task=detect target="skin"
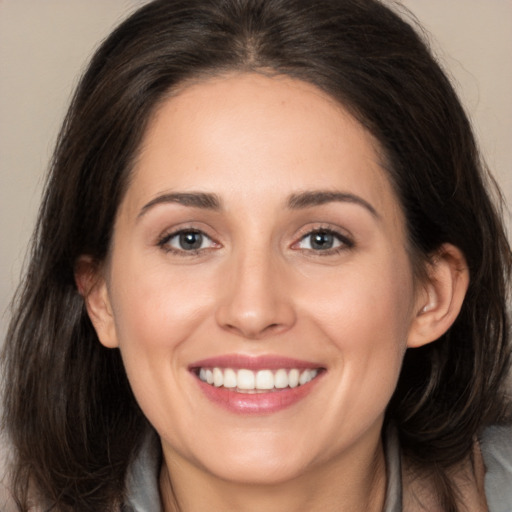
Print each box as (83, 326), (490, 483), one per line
(82, 73), (469, 512)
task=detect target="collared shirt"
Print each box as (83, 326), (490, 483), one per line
(123, 425), (512, 512)
(2, 426), (510, 511)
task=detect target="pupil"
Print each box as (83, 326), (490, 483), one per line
(311, 232), (333, 250)
(179, 232), (202, 250)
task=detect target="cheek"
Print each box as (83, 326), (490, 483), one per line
(105, 254), (218, 402)
(109, 254), (216, 349)
(302, 255), (414, 385)
(105, 257), (218, 432)
(309, 257), (413, 334)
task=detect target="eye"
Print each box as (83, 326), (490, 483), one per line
(158, 229), (217, 253)
(295, 229), (353, 252)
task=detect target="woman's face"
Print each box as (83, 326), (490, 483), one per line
(95, 73), (424, 484)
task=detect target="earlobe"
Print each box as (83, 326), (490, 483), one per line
(75, 256), (119, 349)
(407, 244), (469, 348)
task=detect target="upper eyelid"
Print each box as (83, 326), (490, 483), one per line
(157, 227), (217, 247)
(162, 227), (211, 238)
(294, 224), (354, 241)
(301, 231), (352, 244)
(300, 227), (350, 238)
(157, 223), (216, 239)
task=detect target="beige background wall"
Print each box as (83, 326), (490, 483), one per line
(1, 1), (511, 342)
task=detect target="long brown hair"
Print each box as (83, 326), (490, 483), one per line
(2, 0), (510, 510)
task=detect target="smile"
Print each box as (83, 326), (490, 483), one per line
(197, 367), (320, 392)
(190, 355), (325, 414)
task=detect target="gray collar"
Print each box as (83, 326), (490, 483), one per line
(123, 431), (162, 512)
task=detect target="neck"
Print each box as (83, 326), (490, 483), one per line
(159, 429), (387, 512)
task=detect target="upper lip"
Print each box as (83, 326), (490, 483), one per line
(189, 354), (325, 371)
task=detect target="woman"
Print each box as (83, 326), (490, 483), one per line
(1, 0), (511, 510)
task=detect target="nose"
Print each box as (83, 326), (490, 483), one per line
(215, 249), (297, 340)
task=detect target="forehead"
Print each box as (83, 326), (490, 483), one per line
(124, 72), (399, 220)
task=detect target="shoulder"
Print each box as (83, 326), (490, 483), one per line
(481, 424), (512, 512)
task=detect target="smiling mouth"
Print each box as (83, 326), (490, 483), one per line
(194, 367), (322, 393)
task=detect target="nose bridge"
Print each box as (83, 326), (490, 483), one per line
(216, 240), (295, 339)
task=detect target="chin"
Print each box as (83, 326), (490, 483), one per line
(208, 457), (307, 485)
(188, 439), (312, 485)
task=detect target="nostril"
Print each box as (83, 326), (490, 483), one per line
(222, 321), (286, 340)
(215, 287), (297, 339)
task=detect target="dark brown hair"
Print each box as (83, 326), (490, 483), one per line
(2, 0), (510, 510)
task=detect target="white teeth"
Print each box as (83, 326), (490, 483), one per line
(223, 368), (237, 388)
(274, 369), (289, 389)
(237, 369), (255, 390)
(197, 366), (320, 391)
(288, 369), (299, 388)
(213, 367), (223, 387)
(299, 369), (315, 385)
(255, 370), (274, 390)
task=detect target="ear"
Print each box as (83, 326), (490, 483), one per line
(75, 255), (119, 348)
(407, 244), (469, 348)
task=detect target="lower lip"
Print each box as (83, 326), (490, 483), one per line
(194, 374), (322, 415)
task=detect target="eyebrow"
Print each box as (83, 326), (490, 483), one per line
(137, 189), (379, 219)
(287, 190), (379, 218)
(138, 192), (221, 218)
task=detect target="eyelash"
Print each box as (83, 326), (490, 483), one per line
(157, 228), (218, 256)
(157, 226), (354, 257)
(293, 227), (355, 255)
